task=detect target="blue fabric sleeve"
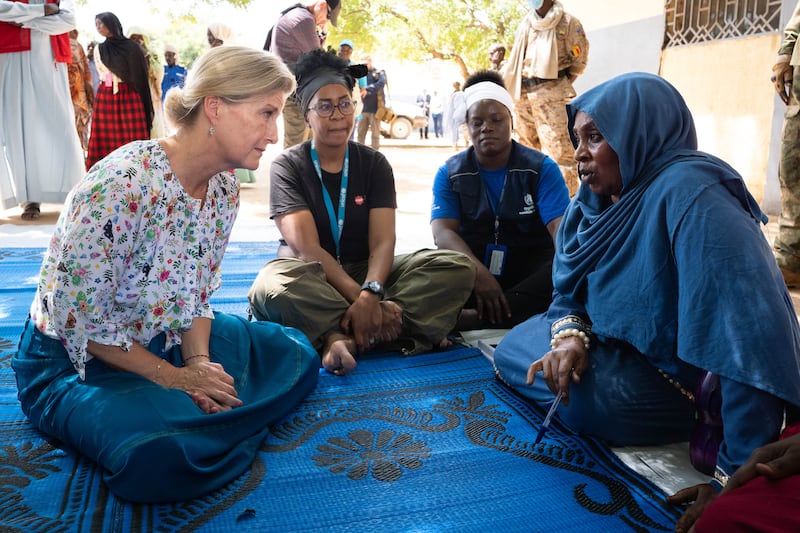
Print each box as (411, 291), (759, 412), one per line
(716, 376), (785, 478)
(537, 157), (571, 226)
(430, 163), (460, 221)
(672, 183), (800, 403)
(545, 291), (589, 324)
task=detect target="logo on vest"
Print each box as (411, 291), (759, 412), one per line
(518, 193), (536, 215)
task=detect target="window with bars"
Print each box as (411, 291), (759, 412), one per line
(664, 0), (783, 48)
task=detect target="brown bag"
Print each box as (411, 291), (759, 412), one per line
(375, 77), (395, 122)
(375, 105), (395, 122)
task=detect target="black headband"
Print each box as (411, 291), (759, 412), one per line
(297, 64), (367, 111)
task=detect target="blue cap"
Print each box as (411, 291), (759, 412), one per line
(339, 39), (354, 49)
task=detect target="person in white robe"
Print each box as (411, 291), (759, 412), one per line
(0, 0), (85, 219)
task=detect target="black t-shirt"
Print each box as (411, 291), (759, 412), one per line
(270, 141), (397, 264)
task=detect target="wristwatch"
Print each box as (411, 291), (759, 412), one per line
(360, 280), (385, 298)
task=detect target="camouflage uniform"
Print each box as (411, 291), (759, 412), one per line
(503, 4), (588, 196)
(774, 2), (800, 281)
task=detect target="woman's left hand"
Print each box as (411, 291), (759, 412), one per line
(667, 483), (719, 533)
(526, 336), (588, 405)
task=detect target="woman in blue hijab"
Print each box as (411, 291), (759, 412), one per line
(493, 72), (800, 525)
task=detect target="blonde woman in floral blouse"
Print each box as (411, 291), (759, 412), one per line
(11, 46), (319, 503)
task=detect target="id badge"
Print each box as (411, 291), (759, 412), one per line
(483, 244), (507, 277)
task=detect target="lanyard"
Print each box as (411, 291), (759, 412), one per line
(483, 172), (508, 246)
(310, 141), (349, 259)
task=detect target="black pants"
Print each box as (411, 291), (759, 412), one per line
(465, 256), (554, 329)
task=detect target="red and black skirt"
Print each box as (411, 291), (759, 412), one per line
(86, 82), (150, 170)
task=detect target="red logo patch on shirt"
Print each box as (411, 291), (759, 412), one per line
(355, 195), (365, 206)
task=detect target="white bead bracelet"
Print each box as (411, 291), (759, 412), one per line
(549, 328), (590, 350)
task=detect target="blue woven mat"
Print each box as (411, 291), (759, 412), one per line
(0, 244), (682, 532)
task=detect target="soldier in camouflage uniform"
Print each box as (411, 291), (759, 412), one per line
(503, 0), (588, 196)
(773, 1), (800, 287)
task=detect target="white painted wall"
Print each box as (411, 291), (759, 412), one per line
(564, 0), (791, 212)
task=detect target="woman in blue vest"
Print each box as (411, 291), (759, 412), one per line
(431, 70), (570, 330)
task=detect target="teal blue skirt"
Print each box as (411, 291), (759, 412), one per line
(12, 312), (318, 503)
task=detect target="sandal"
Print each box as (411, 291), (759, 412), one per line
(21, 203), (40, 221)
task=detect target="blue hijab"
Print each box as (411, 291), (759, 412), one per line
(555, 72), (800, 404)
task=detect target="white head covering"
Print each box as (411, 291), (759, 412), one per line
(464, 81), (515, 114)
(207, 22), (233, 44)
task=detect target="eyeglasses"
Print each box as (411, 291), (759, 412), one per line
(308, 100), (356, 118)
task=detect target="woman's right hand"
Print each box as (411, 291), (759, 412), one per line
(473, 266), (511, 325)
(526, 336), (588, 405)
(165, 360), (242, 414)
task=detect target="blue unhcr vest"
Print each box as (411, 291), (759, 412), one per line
(445, 141), (553, 286)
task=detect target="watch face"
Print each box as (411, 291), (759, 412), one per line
(363, 280), (384, 295)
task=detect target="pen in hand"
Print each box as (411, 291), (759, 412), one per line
(534, 366), (574, 444)
(534, 389), (564, 444)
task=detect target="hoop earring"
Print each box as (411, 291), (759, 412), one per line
(209, 127), (215, 136)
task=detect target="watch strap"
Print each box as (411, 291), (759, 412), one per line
(360, 280), (385, 297)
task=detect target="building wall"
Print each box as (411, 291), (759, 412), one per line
(569, 0), (665, 94)
(566, 0), (787, 212)
(660, 35), (781, 205)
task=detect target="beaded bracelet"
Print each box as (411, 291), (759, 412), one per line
(550, 314), (592, 338)
(183, 354), (210, 364)
(550, 328), (591, 350)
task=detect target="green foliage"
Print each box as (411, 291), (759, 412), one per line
(76, 0), (529, 79)
(151, 15), (210, 69)
(327, 0), (528, 80)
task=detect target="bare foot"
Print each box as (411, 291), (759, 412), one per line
(321, 332), (357, 376)
(436, 337), (453, 350)
(377, 300), (403, 343)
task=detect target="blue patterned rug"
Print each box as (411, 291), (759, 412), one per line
(0, 244), (682, 532)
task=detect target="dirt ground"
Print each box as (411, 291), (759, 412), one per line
(0, 138), (457, 253)
(232, 138), (454, 251)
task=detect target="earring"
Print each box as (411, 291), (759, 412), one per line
(209, 127), (215, 136)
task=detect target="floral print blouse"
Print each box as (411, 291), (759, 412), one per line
(31, 140), (240, 379)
